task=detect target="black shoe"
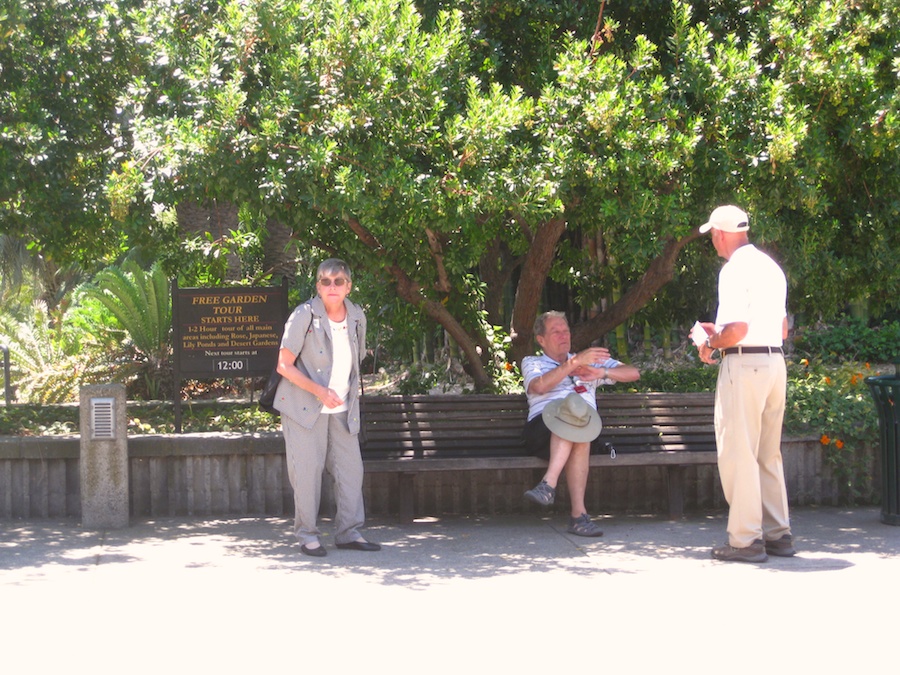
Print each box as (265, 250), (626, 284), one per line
(765, 534), (796, 557)
(300, 544), (327, 557)
(711, 540), (768, 563)
(336, 540), (381, 552)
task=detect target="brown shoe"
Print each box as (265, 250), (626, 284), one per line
(712, 539), (768, 563)
(765, 534), (796, 557)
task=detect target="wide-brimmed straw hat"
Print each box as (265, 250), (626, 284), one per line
(541, 392), (602, 443)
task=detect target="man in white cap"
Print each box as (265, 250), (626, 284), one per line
(696, 205), (795, 562)
(521, 311), (640, 536)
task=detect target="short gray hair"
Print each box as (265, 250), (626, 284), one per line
(317, 258), (352, 281)
(533, 311), (567, 337)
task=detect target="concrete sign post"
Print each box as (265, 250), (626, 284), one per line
(80, 383), (129, 529)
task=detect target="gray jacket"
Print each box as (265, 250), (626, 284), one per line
(273, 296), (366, 432)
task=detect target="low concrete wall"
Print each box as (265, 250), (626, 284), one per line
(0, 432), (878, 520)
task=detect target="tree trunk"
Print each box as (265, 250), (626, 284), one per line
(176, 201), (241, 282)
(479, 236), (521, 326)
(509, 216), (567, 364)
(261, 218), (297, 283)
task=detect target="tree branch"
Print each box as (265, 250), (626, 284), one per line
(344, 215), (494, 390)
(425, 228), (452, 293)
(571, 230), (703, 349)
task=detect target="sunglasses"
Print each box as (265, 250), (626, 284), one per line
(317, 277), (349, 287)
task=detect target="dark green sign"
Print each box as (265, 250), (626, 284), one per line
(173, 284), (288, 378)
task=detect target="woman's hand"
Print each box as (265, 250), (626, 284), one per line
(318, 386), (343, 409)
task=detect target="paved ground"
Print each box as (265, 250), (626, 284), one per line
(3, 506), (900, 674)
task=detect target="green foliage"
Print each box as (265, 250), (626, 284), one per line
(390, 319), (522, 394)
(83, 260), (173, 398)
(794, 319), (900, 364)
(758, 1), (900, 320)
(4, 0), (900, 392)
(85, 261), (171, 363)
(0, 0), (139, 266)
(127, 400), (280, 434)
(0, 300), (116, 403)
(786, 359), (880, 503)
(0, 400), (279, 436)
(394, 364), (466, 395)
(0, 403), (79, 436)
(178, 227), (266, 287)
(633, 364), (718, 393)
(483, 323), (524, 394)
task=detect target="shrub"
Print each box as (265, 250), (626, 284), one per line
(0, 400), (279, 436)
(0, 300), (117, 403)
(785, 359), (880, 503)
(632, 364), (717, 393)
(794, 318), (900, 364)
(83, 261), (173, 399)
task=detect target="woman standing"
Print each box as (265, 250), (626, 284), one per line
(274, 258), (380, 557)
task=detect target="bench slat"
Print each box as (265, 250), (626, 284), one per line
(363, 450), (717, 473)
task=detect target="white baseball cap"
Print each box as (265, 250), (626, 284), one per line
(699, 205), (750, 233)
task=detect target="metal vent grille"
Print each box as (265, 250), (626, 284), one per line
(91, 398), (115, 439)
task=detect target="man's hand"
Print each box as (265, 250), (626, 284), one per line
(694, 322), (718, 365)
(570, 347), (610, 370)
(572, 363), (606, 380)
(698, 343), (719, 365)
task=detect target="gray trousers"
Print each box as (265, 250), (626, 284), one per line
(282, 411), (366, 546)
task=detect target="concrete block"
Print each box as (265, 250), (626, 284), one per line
(80, 384), (129, 528)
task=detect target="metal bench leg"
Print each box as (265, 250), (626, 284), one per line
(398, 472), (417, 523)
(666, 466), (686, 520)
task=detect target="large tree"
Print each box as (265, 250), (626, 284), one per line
(112, 0), (900, 388)
(0, 0), (139, 267)
(5, 1), (899, 390)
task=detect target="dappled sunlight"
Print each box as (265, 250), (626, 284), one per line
(2, 508), (899, 593)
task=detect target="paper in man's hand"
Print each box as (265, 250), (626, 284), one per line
(690, 321), (709, 347)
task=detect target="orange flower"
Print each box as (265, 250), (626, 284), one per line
(820, 434), (831, 445)
(504, 362), (514, 372)
(800, 358), (809, 366)
(825, 376), (832, 385)
(865, 362), (871, 369)
(850, 374), (859, 385)
(835, 439), (845, 449)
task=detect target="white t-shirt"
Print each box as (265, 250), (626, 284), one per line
(324, 318), (352, 414)
(715, 244), (787, 347)
(521, 353), (621, 422)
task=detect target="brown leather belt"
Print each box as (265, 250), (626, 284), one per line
(721, 346), (783, 356)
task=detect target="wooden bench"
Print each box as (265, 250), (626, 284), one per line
(359, 392), (718, 521)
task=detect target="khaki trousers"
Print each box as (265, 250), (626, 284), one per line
(714, 352), (791, 548)
(282, 411), (366, 547)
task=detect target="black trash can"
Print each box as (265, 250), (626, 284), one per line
(866, 370), (900, 525)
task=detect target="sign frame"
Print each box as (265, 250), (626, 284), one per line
(171, 279), (288, 432)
